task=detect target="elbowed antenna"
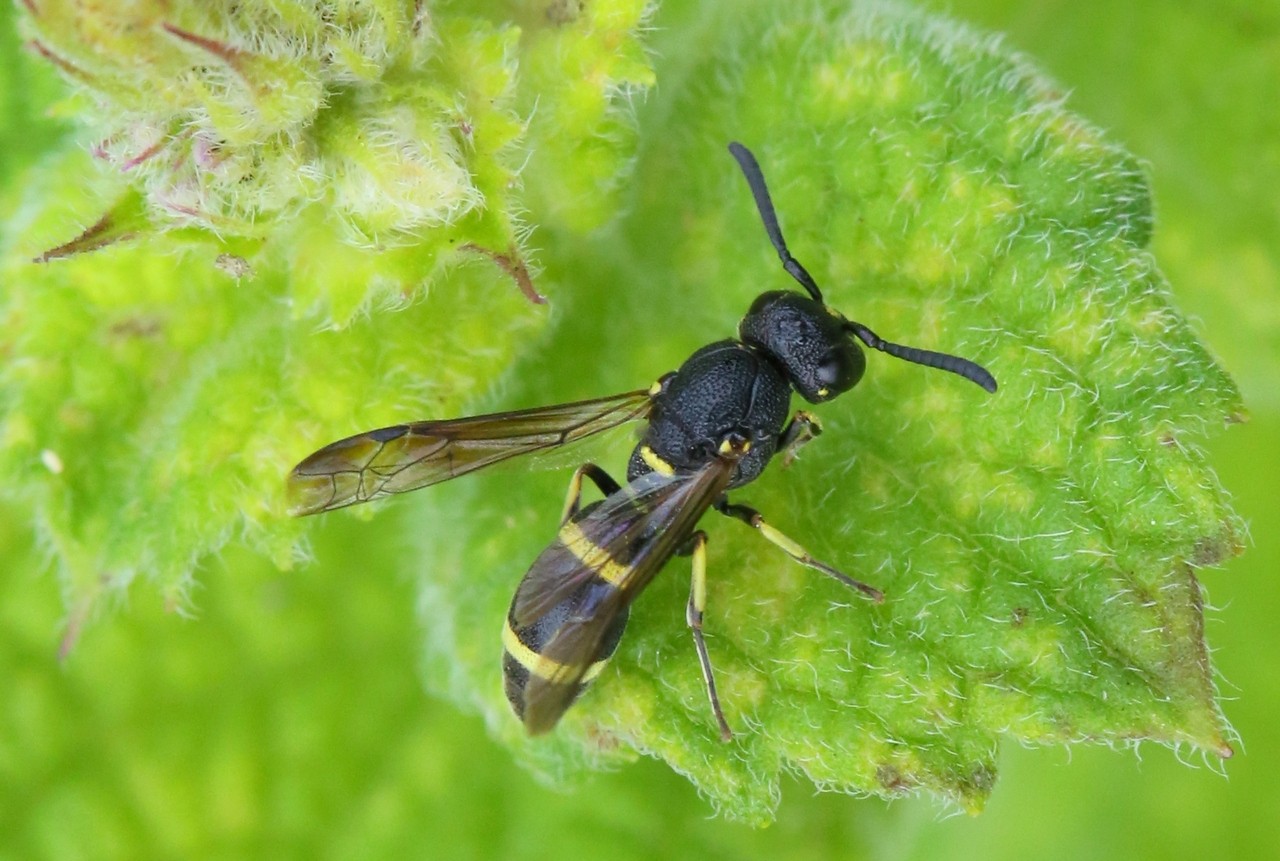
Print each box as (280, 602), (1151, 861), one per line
(728, 142), (825, 303)
(844, 321), (998, 393)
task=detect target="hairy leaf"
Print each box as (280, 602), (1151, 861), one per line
(1, 0), (653, 636)
(14, 0), (655, 319)
(0, 0), (1243, 826)
(405, 1), (1243, 821)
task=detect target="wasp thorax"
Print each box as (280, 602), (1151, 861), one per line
(738, 291), (866, 403)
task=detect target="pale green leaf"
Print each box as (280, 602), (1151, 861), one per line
(0, 0), (1244, 828)
(399, 0), (1243, 821)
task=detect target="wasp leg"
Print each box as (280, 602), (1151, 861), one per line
(777, 410), (823, 467)
(715, 501), (884, 602)
(558, 463), (623, 526)
(683, 529), (734, 742)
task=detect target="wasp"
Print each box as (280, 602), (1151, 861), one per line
(287, 143), (997, 741)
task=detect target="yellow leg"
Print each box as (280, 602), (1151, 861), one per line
(558, 463), (622, 526)
(685, 530), (733, 742)
(717, 501), (884, 602)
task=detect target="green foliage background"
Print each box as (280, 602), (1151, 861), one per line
(2, 0), (1277, 858)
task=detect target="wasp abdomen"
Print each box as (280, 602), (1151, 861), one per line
(502, 518), (633, 728)
(502, 611), (629, 724)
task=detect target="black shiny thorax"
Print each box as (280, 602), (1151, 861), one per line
(627, 340), (792, 488)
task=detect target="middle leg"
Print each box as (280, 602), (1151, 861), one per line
(558, 462), (622, 525)
(715, 500), (884, 602)
(683, 529), (734, 742)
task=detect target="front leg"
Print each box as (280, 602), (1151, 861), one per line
(777, 410), (822, 467)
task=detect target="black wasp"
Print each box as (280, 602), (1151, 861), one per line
(287, 143), (997, 741)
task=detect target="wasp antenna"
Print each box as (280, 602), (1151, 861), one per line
(728, 142), (825, 303)
(845, 321), (998, 392)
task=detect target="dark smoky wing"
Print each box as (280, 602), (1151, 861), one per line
(285, 390), (654, 516)
(514, 462), (738, 734)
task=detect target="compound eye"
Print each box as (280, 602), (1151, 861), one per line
(807, 343), (864, 401)
(816, 351), (845, 386)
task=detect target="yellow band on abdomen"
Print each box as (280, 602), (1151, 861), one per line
(557, 521), (632, 587)
(503, 619), (608, 684)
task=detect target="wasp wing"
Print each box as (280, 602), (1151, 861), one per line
(286, 390), (654, 516)
(513, 459), (739, 734)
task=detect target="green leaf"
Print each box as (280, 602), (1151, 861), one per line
(31, 189), (152, 262)
(1, 0), (654, 627)
(13, 0), (655, 319)
(0, 0), (1244, 828)
(0, 146), (550, 645)
(403, 1), (1243, 821)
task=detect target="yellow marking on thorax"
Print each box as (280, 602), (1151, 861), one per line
(503, 620), (608, 683)
(559, 521), (632, 587)
(639, 444), (675, 477)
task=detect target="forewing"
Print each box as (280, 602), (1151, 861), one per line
(515, 461), (738, 734)
(286, 390), (653, 515)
